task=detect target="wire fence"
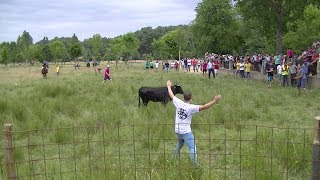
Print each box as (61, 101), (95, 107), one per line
(1, 122), (319, 179)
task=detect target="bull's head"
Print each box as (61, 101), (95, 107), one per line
(172, 84), (184, 95)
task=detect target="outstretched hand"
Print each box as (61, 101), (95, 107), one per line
(166, 80), (172, 87)
(213, 94), (222, 102)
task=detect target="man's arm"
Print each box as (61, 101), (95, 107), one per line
(199, 94), (221, 111)
(166, 80), (175, 99)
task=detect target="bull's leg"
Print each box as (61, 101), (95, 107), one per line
(138, 95), (141, 107)
(143, 100), (148, 106)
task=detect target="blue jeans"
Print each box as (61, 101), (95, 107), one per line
(174, 132), (197, 165)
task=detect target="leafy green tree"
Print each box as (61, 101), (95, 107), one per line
(69, 34), (82, 60)
(237, 0), (320, 54)
(69, 42), (82, 60)
(192, 0), (241, 55)
(41, 45), (53, 61)
(26, 45), (42, 62)
(152, 29), (191, 60)
(283, 4), (320, 52)
(121, 33), (140, 61)
(1, 47), (8, 65)
(90, 34), (104, 60)
(16, 30), (33, 51)
(49, 40), (69, 62)
(108, 33), (140, 62)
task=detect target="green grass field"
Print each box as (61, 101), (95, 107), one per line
(0, 62), (319, 179)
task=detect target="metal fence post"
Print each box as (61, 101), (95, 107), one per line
(312, 116), (320, 180)
(4, 124), (16, 179)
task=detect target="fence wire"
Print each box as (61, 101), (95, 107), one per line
(0, 123), (315, 179)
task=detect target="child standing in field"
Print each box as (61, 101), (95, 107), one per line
(102, 65), (112, 85)
(235, 60), (241, 78)
(56, 65), (60, 76)
(244, 60), (252, 78)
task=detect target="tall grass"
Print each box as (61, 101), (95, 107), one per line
(0, 62), (319, 179)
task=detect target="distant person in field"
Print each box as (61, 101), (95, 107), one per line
(166, 80), (222, 166)
(235, 59), (241, 78)
(145, 60), (149, 70)
(149, 61), (154, 69)
(239, 60), (245, 78)
(282, 61), (289, 87)
(165, 61), (170, 73)
(175, 61), (179, 71)
(56, 65), (60, 76)
(277, 63), (283, 85)
(202, 60), (207, 76)
(244, 59), (252, 78)
(289, 62), (297, 86)
(102, 65), (112, 85)
(266, 61), (274, 88)
(208, 60), (214, 79)
(155, 61), (159, 70)
(295, 62), (309, 95)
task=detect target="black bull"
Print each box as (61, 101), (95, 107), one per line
(138, 84), (184, 107)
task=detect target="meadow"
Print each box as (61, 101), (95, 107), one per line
(0, 62), (319, 179)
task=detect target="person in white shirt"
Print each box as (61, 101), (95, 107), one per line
(166, 80), (222, 166)
(155, 61), (159, 70)
(208, 60), (215, 79)
(277, 63), (283, 85)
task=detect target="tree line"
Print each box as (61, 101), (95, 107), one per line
(1, 0), (319, 65)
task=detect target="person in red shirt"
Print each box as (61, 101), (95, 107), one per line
(102, 65), (112, 85)
(175, 61), (179, 71)
(202, 60), (208, 76)
(214, 60), (220, 77)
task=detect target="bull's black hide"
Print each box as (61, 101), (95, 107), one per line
(138, 84), (184, 107)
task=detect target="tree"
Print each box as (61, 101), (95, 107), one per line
(49, 40), (69, 62)
(1, 47), (8, 65)
(152, 29), (195, 60)
(87, 34), (104, 61)
(121, 33), (140, 61)
(41, 45), (53, 61)
(108, 33), (140, 63)
(26, 45), (42, 62)
(173, 28), (188, 60)
(237, 0), (320, 54)
(283, 4), (320, 52)
(192, 0), (241, 55)
(152, 32), (178, 60)
(16, 30), (33, 51)
(69, 34), (82, 60)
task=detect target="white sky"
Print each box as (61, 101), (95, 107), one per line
(0, 0), (199, 43)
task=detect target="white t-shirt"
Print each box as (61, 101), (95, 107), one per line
(277, 65), (282, 74)
(173, 97), (200, 134)
(240, 62), (245, 70)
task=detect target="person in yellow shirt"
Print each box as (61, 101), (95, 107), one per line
(244, 60), (252, 78)
(282, 61), (289, 87)
(56, 65), (60, 76)
(235, 60), (241, 78)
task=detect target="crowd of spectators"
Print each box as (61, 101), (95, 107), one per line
(143, 41), (320, 89)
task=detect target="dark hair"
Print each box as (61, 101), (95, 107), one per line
(183, 91), (192, 101)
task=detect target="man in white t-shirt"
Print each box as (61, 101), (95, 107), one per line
(166, 80), (222, 166)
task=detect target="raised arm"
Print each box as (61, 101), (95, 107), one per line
(166, 80), (175, 99)
(199, 94), (221, 111)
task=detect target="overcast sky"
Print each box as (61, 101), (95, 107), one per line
(0, 0), (199, 43)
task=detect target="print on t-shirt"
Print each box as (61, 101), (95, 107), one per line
(178, 108), (188, 120)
